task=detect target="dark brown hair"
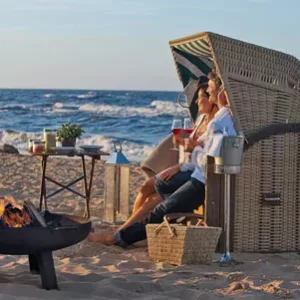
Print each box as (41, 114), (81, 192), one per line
(194, 76), (209, 98)
(197, 83), (209, 98)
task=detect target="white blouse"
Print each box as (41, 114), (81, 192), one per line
(180, 107), (236, 184)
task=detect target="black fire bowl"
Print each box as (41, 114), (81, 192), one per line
(0, 213), (92, 290)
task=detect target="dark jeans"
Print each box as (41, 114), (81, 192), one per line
(117, 177), (205, 246)
(155, 170), (193, 200)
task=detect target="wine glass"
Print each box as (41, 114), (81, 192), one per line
(171, 119), (182, 150)
(183, 118), (193, 135)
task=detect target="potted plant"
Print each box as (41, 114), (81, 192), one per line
(57, 123), (84, 147)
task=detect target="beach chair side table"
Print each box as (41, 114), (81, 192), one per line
(34, 150), (109, 218)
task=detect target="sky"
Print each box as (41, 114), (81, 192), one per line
(0, 0), (300, 91)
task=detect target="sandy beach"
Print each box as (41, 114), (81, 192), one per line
(1, 152), (300, 299)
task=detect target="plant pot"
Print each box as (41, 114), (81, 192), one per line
(61, 138), (76, 147)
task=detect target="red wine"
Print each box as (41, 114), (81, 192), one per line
(183, 128), (193, 135)
(172, 128), (182, 135)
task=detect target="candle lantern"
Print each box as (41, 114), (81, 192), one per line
(104, 142), (130, 223)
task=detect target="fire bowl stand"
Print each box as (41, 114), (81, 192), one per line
(29, 251), (58, 290)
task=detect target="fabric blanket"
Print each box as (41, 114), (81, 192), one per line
(141, 134), (179, 178)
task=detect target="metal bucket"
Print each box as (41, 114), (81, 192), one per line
(214, 136), (245, 174)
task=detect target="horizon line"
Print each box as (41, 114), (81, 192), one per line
(0, 86), (181, 93)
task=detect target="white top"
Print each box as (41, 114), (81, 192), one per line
(178, 114), (204, 164)
(180, 107), (236, 184)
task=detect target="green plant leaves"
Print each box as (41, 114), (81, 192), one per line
(57, 123), (84, 140)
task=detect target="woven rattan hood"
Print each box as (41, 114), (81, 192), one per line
(169, 31), (300, 137)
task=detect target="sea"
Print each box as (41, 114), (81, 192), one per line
(0, 89), (188, 162)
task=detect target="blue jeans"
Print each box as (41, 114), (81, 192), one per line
(155, 171), (193, 200)
(115, 177), (205, 247)
(155, 171), (192, 200)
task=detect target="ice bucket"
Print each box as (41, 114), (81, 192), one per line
(214, 136), (245, 174)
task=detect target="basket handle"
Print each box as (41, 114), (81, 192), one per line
(155, 216), (176, 237)
(164, 213), (204, 222)
(154, 214), (208, 237)
(195, 219), (208, 227)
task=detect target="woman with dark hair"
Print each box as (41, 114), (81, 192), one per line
(112, 79), (218, 232)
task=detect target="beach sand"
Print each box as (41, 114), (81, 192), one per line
(0, 152), (300, 299)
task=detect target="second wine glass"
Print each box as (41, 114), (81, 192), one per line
(171, 118), (183, 150)
(183, 118), (193, 135)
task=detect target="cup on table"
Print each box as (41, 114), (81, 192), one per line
(43, 129), (57, 152)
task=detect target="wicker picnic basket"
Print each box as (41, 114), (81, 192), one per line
(146, 214), (222, 265)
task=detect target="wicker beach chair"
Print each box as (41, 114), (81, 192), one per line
(171, 31), (300, 252)
(144, 31), (300, 253)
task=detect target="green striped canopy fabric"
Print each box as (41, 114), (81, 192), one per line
(173, 39), (211, 58)
(170, 36), (213, 88)
(170, 34), (214, 120)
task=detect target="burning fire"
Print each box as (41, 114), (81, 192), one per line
(0, 196), (32, 228)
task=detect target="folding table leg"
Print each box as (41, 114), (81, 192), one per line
(39, 156), (48, 211)
(86, 158), (96, 218)
(81, 156), (90, 218)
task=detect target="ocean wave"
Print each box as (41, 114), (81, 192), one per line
(44, 93), (54, 98)
(1, 98), (187, 119)
(2, 102), (79, 113)
(77, 92), (97, 99)
(79, 100), (187, 117)
(77, 135), (154, 161)
(0, 130), (41, 153)
(0, 103), (49, 113)
(53, 102), (79, 109)
(150, 100), (187, 114)
(116, 95), (130, 100)
(0, 130), (154, 161)
(52, 102), (80, 113)
(1, 104), (27, 110)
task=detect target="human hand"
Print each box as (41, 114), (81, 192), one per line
(218, 88), (228, 107)
(184, 138), (198, 152)
(172, 135), (184, 146)
(158, 165), (180, 181)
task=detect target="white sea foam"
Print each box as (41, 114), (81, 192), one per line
(53, 102), (80, 109)
(4, 99), (187, 118)
(77, 93), (97, 99)
(0, 130), (41, 154)
(0, 103), (49, 113)
(53, 102), (64, 109)
(79, 100), (187, 117)
(52, 102), (79, 113)
(1, 104), (27, 110)
(78, 135), (154, 161)
(0, 130), (154, 161)
(44, 93), (54, 98)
